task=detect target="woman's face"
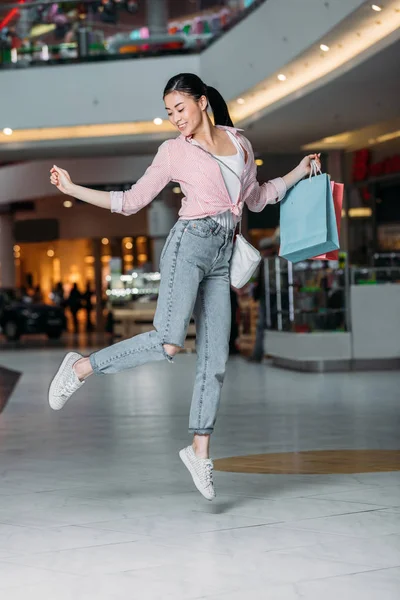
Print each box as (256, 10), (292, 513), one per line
(164, 90), (207, 137)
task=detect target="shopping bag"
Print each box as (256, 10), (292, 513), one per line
(311, 181), (344, 260)
(279, 170), (339, 263)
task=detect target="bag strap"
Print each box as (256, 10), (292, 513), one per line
(309, 159), (322, 179)
(193, 142), (243, 234)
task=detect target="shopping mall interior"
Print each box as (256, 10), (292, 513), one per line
(0, 1), (400, 598)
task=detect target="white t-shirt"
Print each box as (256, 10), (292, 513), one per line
(193, 130), (245, 230)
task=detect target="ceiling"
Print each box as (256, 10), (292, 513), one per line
(245, 36), (400, 154)
(0, 16), (399, 162)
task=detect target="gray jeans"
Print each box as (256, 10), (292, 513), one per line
(89, 217), (234, 435)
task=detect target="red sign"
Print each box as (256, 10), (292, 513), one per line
(353, 149), (400, 182)
(352, 149), (400, 202)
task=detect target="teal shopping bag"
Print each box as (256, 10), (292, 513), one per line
(279, 173), (339, 263)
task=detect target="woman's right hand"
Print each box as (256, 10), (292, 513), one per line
(50, 165), (73, 195)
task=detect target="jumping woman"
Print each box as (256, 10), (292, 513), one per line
(48, 73), (321, 500)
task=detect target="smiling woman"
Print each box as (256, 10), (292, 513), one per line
(47, 71), (320, 503)
(163, 72), (233, 133)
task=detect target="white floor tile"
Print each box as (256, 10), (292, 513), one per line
(3, 538), (224, 576)
(310, 484), (400, 508)
(200, 585), (305, 600)
(79, 511), (270, 538)
(0, 561), (79, 591)
(194, 494), (384, 523)
(268, 509), (400, 537)
(0, 522), (145, 556)
(148, 524), (356, 556)
(295, 568), (400, 600)
(279, 532), (400, 568)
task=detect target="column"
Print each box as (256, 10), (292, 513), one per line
(16, 7), (31, 41)
(0, 214), (16, 288)
(146, 0), (168, 36)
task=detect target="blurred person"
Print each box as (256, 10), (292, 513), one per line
(66, 283), (82, 334)
(46, 3), (72, 41)
(52, 282), (65, 308)
(5, 27), (22, 50)
(82, 282), (94, 333)
(33, 285), (43, 303)
(48, 73), (320, 500)
(248, 229), (279, 363)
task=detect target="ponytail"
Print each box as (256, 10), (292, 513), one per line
(206, 85), (234, 127)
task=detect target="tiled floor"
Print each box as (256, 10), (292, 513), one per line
(0, 349), (399, 599)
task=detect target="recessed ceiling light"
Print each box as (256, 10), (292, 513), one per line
(277, 74), (286, 81)
(237, 98), (245, 105)
(63, 200), (73, 208)
(172, 186), (182, 194)
(320, 44), (330, 52)
(371, 4), (382, 11)
(102, 237), (109, 245)
(3, 128), (13, 136)
(47, 249), (55, 257)
(153, 117), (163, 125)
(255, 158), (264, 167)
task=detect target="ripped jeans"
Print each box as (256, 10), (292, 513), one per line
(89, 217), (234, 435)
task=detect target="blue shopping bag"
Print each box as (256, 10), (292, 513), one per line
(279, 173), (339, 263)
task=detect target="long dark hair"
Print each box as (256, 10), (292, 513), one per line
(163, 73), (233, 127)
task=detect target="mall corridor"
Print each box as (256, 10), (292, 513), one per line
(0, 351), (399, 599)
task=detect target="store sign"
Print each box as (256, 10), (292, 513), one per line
(352, 149), (400, 182)
(352, 149), (400, 201)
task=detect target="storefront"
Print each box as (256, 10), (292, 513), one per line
(260, 256), (400, 371)
(14, 235), (151, 303)
(348, 147), (400, 263)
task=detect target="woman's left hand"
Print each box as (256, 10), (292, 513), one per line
(299, 153), (321, 176)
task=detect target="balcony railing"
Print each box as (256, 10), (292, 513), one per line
(0, 0), (265, 69)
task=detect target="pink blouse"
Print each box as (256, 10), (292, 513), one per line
(110, 126), (287, 220)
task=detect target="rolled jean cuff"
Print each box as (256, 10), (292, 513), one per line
(189, 428), (213, 435)
(89, 352), (101, 374)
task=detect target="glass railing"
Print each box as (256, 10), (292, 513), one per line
(264, 255), (400, 334)
(351, 267), (400, 285)
(352, 253), (400, 285)
(264, 258), (349, 334)
(0, 0), (265, 68)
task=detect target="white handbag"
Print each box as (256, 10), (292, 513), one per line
(230, 220), (261, 289)
(193, 142), (261, 289)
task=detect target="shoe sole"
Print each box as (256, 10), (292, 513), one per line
(179, 449), (215, 501)
(48, 352), (80, 411)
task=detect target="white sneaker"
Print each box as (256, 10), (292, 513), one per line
(48, 352), (85, 411)
(179, 446), (216, 501)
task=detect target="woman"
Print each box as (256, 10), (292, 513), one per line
(48, 73), (321, 500)
(66, 282), (82, 334)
